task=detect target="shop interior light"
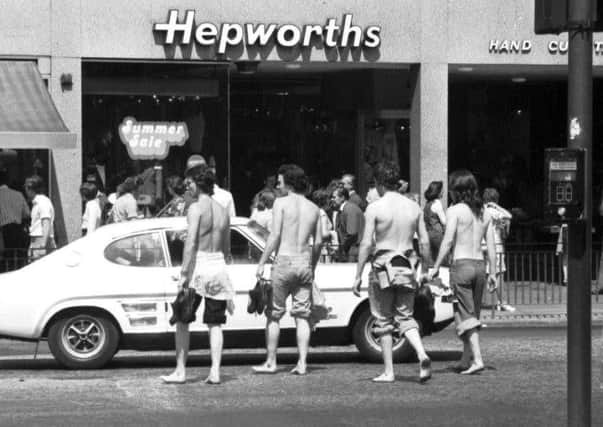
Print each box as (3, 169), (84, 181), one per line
(512, 77), (527, 83)
(285, 63), (302, 69)
(458, 66), (473, 72)
(235, 61), (260, 74)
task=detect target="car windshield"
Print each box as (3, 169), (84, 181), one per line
(246, 220), (269, 244)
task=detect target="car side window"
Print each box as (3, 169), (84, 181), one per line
(104, 232), (165, 267)
(165, 228), (261, 266)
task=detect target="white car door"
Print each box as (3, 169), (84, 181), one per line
(102, 231), (171, 334)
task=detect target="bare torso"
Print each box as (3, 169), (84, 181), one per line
(274, 193), (319, 256)
(194, 195), (229, 253)
(371, 192), (421, 253)
(450, 203), (492, 260)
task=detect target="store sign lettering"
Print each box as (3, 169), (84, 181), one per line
(118, 117), (189, 160)
(153, 11), (381, 54)
(489, 39), (603, 55)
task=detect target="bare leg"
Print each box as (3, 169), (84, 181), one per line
(461, 328), (485, 375)
(206, 324), (222, 383)
(404, 328), (431, 382)
(373, 333), (395, 382)
(291, 317), (310, 375)
(161, 322), (189, 383)
(253, 319), (280, 373)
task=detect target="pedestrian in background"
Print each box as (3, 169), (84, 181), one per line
(24, 175), (55, 261)
(0, 168), (30, 271)
(112, 177), (139, 222)
(332, 187), (364, 262)
(423, 181), (446, 267)
(483, 187), (515, 311)
(183, 155), (236, 217)
(312, 188), (337, 262)
(341, 173), (367, 211)
(250, 190), (275, 232)
(80, 182), (102, 236)
(158, 175), (186, 217)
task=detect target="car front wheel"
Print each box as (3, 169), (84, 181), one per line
(47, 313), (119, 369)
(352, 307), (414, 363)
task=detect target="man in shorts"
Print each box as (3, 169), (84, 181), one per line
(428, 170), (498, 375)
(254, 164), (323, 375)
(161, 164), (234, 385)
(352, 161), (432, 383)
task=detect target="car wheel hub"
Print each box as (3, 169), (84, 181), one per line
(364, 316), (405, 351)
(61, 316), (106, 359)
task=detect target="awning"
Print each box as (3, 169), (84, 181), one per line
(0, 61), (76, 150)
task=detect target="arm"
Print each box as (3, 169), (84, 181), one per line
(228, 195), (236, 217)
(431, 208), (458, 274)
(179, 203), (201, 285)
(126, 197), (139, 220)
(256, 199), (283, 279)
(433, 199), (447, 226)
(223, 215), (231, 260)
(312, 210), (324, 271)
(40, 218), (51, 248)
(417, 211), (431, 275)
(21, 196), (30, 222)
(352, 206), (376, 296)
(485, 214), (498, 290)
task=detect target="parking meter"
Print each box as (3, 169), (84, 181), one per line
(544, 148), (586, 221)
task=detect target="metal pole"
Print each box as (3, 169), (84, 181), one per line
(567, 0), (592, 426)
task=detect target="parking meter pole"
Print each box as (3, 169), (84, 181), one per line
(567, 0), (592, 426)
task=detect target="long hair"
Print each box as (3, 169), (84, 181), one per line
(423, 181), (443, 202)
(448, 169), (483, 219)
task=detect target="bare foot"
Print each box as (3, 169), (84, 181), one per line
(372, 373), (395, 383)
(419, 358), (432, 383)
(204, 376), (221, 385)
(290, 365), (307, 376)
(160, 372), (186, 384)
(460, 363), (485, 375)
(252, 363), (277, 374)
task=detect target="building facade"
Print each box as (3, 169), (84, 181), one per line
(1, 0), (602, 243)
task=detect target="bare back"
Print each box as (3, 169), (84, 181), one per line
(194, 195), (229, 254)
(450, 203), (492, 260)
(371, 192), (422, 253)
(273, 193), (319, 256)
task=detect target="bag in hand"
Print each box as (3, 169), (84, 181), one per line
(169, 288), (202, 325)
(247, 279), (272, 315)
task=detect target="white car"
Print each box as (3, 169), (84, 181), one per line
(0, 217), (454, 369)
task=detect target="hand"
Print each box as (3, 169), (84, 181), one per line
(256, 264), (265, 281)
(226, 300), (235, 315)
(352, 278), (362, 297)
(487, 274), (498, 293)
(427, 268), (439, 282)
(177, 274), (189, 291)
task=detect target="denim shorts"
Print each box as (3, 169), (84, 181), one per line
(450, 259), (486, 336)
(267, 254), (313, 320)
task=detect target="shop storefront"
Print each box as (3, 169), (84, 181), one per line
(2, 0), (603, 243)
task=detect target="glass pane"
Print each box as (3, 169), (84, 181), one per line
(231, 229), (261, 264)
(104, 232), (165, 267)
(165, 229), (186, 267)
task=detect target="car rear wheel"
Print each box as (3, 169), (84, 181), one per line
(47, 313), (119, 369)
(352, 307), (414, 363)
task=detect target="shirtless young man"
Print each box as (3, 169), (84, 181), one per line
(254, 164), (323, 375)
(428, 169), (497, 375)
(161, 164), (234, 385)
(352, 161), (432, 383)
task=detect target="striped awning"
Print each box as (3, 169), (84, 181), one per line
(0, 61), (76, 149)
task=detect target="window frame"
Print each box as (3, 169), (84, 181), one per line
(103, 230), (169, 268)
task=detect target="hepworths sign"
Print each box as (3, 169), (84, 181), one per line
(153, 11), (381, 54)
(119, 117), (189, 160)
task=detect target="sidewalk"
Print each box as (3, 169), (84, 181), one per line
(481, 302), (603, 327)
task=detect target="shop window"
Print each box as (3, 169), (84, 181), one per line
(104, 232), (165, 267)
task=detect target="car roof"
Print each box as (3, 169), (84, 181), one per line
(89, 216), (251, 239)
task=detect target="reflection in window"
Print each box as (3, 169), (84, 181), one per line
(166, 230), (186, 267)
(104, 232), (165, 267)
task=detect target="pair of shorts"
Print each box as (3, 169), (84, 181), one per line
(368, 270), (419, 336)
(267, 254), (313, 320)
(450, 259), (486, 336)
(191, 252), (234, 300)
(202, 297), (227, 325)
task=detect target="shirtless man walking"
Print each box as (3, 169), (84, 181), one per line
(428, 169), (497, 375)
(161, 164), (234, 384)
(254, 164), (323, 375)
(353, 161), (432, 383)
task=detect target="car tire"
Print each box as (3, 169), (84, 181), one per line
(352, 307), (414, 363)
(47, 312), (119, 369)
